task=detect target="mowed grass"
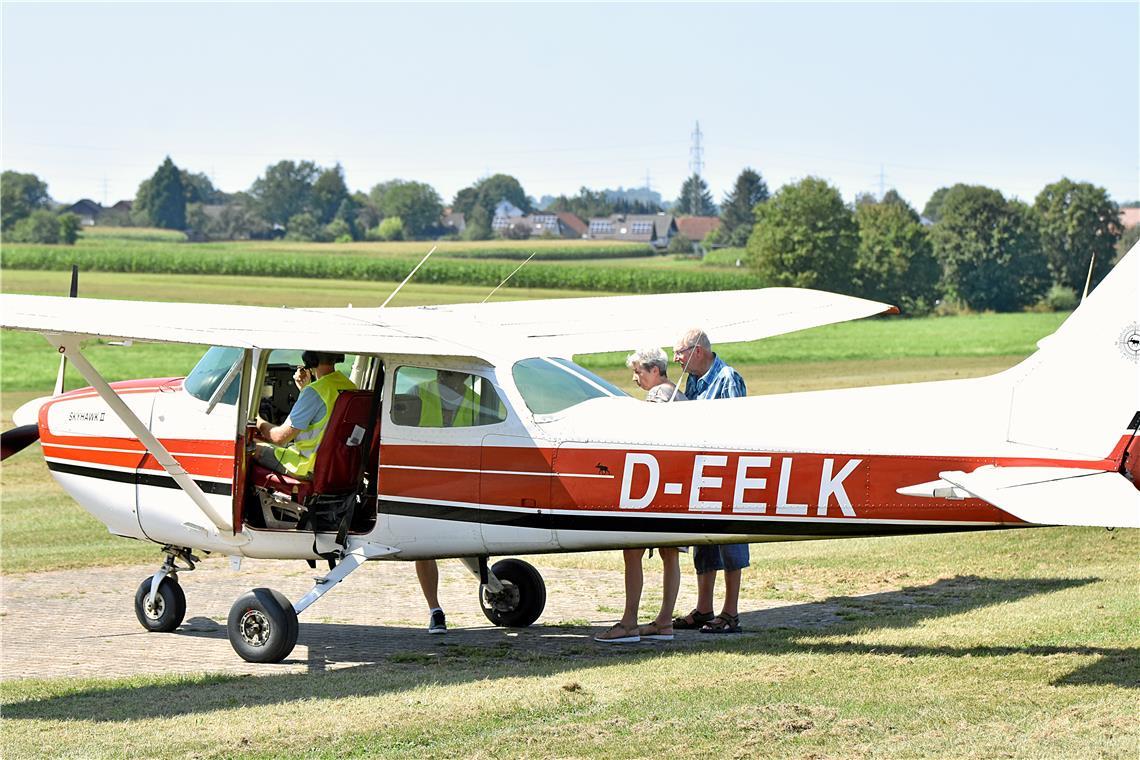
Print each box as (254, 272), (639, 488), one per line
(1, 528), (1136, 759)
(3, 270), (1134, 758)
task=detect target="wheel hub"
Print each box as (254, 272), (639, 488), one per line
(143, 593), (165, 620)
(238, 609), (271, 647)
(482, 582), (520, 612)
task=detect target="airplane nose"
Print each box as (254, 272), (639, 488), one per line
(1, 424), (40, 460)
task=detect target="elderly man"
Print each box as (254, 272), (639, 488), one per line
(595, 348), (685, 644)
(672, 328), (748, 634)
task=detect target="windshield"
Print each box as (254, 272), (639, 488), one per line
(184, 346), (242, 405)
(511, 357), (629, 415)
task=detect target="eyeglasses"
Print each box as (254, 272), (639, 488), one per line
(674, 344), (697, 356)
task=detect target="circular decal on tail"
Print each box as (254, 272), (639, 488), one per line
(1118, 323), (1140, 363)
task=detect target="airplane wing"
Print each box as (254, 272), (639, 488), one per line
(0, 294), (491, 360)
(3, 287), (896, 361)
(937, 466), (1140, 529)
(368, 287), (898, 356)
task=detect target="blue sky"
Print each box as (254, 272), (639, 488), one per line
(3, 2), (1137, 211)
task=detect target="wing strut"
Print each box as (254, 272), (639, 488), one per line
(48, 335), (243, 541)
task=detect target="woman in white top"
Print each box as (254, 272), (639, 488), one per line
(595, 348), (684, 643)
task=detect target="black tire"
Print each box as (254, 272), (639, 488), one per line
(479, 558), (546, 628)
(227, 588), (299, 664)
(134, 576), (187, 633)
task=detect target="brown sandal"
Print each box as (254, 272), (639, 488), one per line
(699, 613), (741, 634)
(637, 621), (675, 641)
(672, 609), (714, 630)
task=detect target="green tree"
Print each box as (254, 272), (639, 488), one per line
(310, 164), (349, 225)
(1, 171), (51, 230)
(931, 185), (1048, 311)
(674, 174), (716, 216)
(180, 170), (222, 204)
(284, 212), (320, 241)
(137, 157), (187, 229)
(720, 168), (769, 245)
(7, 209), (60, 243)
(250, 160), (319, 227)
(57, 213), (81, 244)
(921, 185), (969, 223)
(451, 174), (531, 221)
(1115, 224), (1140, 265)
(374, 180), (443, 238)
(461, 204), (492, 240)
(1034, 178), (1120, 293)
(374, 216), (405, 241)
(747, 177), (858, 293)
(854, 193), (939, 314)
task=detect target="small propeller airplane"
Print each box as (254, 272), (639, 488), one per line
(2, 247), (1137, 663)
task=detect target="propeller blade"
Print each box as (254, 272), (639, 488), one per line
(1, 424), (40, 460)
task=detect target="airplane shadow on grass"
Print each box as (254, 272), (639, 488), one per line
(6, 574), (1136, 722)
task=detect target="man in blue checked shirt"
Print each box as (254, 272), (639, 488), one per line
(671, 328), (749, 634)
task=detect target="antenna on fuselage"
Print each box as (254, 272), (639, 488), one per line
(482, 251), (537, 303)
(53, 266), (79, 395)
(380, 245), (438, 309)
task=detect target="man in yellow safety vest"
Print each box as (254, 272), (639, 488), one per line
(253, 351), (356, 479)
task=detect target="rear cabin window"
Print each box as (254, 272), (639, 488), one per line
(511, 357), (629, 415)
(391, 367), (507, 428)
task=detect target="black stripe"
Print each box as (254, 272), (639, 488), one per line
(47, 461), (233, 496)
(1128, 411), (1140, 431)
(377, 499), (1005, 538)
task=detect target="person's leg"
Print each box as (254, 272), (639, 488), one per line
(721, 568), (741, 617)
(655, 547), (680, 628)
(675, 546), (719, 627)
(596, 548), (645, 642)
(415, 559), (441, 610)
(696, 569), (717, 614)
(253, 443), (286, 473)
(620, 547), (645, 628)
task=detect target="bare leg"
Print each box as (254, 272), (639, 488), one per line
(620, 548), (645, 628)
(415, 559), (440, 610)
(655, 547), (680, 627)
(695, 568), (717, 614)
(721, 568), (741, 617)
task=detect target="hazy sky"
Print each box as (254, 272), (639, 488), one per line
(3, 2), (1137, 211)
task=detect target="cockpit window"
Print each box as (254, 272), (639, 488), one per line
(184, 346), (242, 405)
(511, 357), (629, 415)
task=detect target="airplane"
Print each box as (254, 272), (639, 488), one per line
(1, 246), (1137, 664)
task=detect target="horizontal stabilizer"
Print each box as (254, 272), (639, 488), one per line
(938, 466), (1140, 529)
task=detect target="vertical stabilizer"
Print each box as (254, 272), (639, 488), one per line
(1006, 246), (1139, 459)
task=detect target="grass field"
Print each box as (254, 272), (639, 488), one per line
(1, 268), (1135, 759)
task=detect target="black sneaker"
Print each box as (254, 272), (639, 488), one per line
(428, 609), (447, 635)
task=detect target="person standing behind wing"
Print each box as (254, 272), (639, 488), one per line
(595, 348), (686, 644)
(671, 328), (749, 634)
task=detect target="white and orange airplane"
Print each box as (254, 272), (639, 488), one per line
(2, 247), (1137, 663)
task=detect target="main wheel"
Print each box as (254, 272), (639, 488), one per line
(134, 576), (186, 632)
(479, 558), (546, 628)
(227, 588), (299, 663)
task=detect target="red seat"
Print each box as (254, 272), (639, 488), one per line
(251, 390), (378, 504)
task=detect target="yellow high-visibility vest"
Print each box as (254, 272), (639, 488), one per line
(416, 380), (479, 427)
(275, 370), (356, 478)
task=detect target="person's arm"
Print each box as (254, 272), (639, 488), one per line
(256, 418), (300, 446)
(257, 387), (322, 444)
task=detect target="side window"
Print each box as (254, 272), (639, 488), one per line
(391, 367), (507, 428)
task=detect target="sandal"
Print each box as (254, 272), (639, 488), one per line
(637, 621), (675, 641)
(594, 622), (640, 644)
(699, 613), (741, 634)
(673, 609), (715, 630)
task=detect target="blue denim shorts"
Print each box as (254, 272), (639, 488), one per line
(693, 543), (750, 573)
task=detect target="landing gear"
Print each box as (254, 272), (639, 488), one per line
(134, 576), (186, 632)
(227, 588), (298, 664)
(133, 546), (196, 633)
(478, 558), (546, 628)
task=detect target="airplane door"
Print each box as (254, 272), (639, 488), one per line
(136, 352), (240, 545)
(479, 435), (556, 551)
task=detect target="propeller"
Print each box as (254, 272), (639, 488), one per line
(1, 424), (40, 461)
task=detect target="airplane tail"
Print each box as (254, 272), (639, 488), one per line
(1004, 245), (1139, 465)
(936, 245), (1140, 529)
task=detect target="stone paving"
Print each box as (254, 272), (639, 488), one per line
(0, 556), (849, 681)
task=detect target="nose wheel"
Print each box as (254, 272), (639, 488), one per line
(133, 576), (186, 632)
(478, 558), (546, 628)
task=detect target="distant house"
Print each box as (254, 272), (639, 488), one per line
(586, 213), (677, 248)
(62, 199), (103, 226)
(110, 200), (133, 214)
(491, 212), (587, 239)
(494, 199), (525, 219)
(1120, 208), (1140, 229)
(441, 209), (466, 234)
(675, 215), (722, 243)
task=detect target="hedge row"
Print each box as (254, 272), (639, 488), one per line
(440, 244), (652, 261)
(2, 248), (764, 293)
